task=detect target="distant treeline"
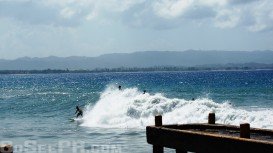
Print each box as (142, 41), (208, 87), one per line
(0, 65), (273, 74)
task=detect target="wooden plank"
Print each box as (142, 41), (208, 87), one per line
(161, 124), (273, 136)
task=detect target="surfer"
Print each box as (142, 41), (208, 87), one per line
(75, 106), (83, 118)
(143, 90), (146, 94)
(118, 85), (122, 90)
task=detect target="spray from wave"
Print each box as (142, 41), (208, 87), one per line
(81, 85), (273, 129)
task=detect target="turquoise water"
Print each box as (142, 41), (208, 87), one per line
(1, 70), (273, 152)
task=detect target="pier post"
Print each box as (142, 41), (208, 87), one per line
(155, 115), (162, 126)
(208, 113), (215, 124)
(240, 123), (250, 139)
(0, 144), (13, 153)
(154, 115), (164, 153)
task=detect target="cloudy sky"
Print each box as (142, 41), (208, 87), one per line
(0, 0), (273, 59)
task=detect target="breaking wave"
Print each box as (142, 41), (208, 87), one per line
(81, 85), (273, 129)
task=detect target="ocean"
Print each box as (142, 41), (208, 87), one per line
(1, 70), (273, 153)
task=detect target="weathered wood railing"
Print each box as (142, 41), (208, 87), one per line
(146, 113), (273, 153)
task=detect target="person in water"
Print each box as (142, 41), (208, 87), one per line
(75, 106), (83, 117)
(118, 85), (122, 90)
(143, 90), (146, 94)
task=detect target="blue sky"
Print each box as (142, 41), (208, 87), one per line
(0, 0), (273, 59)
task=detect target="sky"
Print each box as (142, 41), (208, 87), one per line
(0, 0), (273, 59)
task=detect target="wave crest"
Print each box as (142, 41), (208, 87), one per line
(81, 85), (273, 129)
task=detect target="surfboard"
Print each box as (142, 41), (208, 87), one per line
(69, 118), (75, 122)
(69, 117), (83, 123)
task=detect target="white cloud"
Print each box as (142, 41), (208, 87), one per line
(152, 0), (193, 19)
(60, 7), (76, 19)
(0, 0), (273, 32)
(214, 9), (241, 29)
(247, 0), (273, 32)
(0, 0), (82, 26)
(86, 11), (98, 20)
(199, 0), (227, 7)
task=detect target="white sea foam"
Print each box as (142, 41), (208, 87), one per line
(81, 85), (273, 129)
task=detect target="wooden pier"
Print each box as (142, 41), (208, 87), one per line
(146, 113), (273, 153)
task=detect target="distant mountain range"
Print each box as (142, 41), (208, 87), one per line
(0, 50), (273, 70)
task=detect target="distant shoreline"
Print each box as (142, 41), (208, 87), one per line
(1, 51), (273, 71)
(1, 66), (273, 74)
